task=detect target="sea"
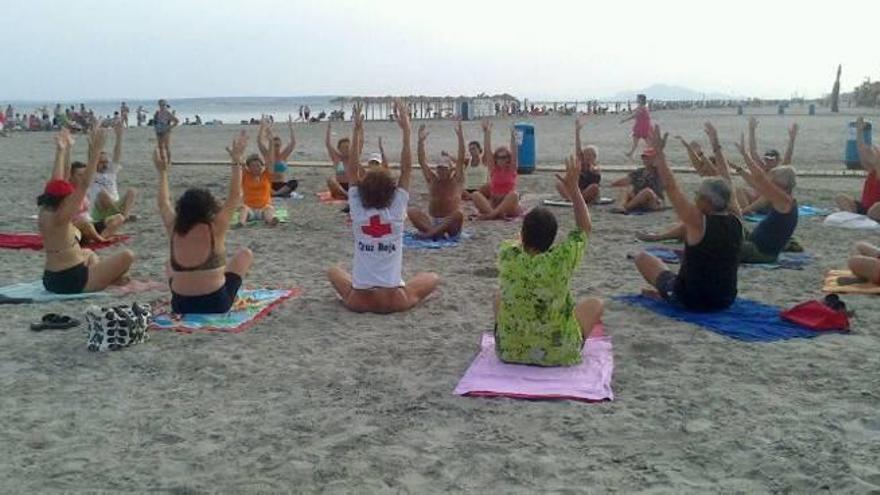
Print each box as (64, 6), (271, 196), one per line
(5, 96), (343, 125)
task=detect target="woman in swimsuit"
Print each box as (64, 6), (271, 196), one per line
(470, 119), (521, 220)
(153, 99), (179, 164)
(326, 101), (439, 314)
(39, 128), (134, 294)
(155, 132), (254, 314)
(258, 115), (299, 198)
(556, 117), (602, 204)
(325, 121), (353, 200)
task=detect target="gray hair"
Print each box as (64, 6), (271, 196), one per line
(697, 177), (732, 212)
(769, 166), (796, 193)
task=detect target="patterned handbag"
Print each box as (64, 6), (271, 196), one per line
(84, 303), (152, 352)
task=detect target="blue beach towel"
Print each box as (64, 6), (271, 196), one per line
(615, 295), (818, 342)
(744, 205), (830, 223)
(403, 230), (473, 249)
(0, 280), (110, 303)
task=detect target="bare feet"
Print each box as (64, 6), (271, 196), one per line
(640, 288), (662, 300)
(636, 231), (661, 242)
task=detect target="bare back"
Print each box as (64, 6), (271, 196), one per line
(39, 209), (86, 271)
(169, 222), (228, 296)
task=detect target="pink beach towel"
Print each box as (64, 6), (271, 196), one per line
(454, 326), (614, 402)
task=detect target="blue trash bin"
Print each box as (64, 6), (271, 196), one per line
(515, 122), (535, 174)
(845, 121), (873, 169)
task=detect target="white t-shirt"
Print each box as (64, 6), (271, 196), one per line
(349, 186), (408, 289)
(87, 162), (120, 205)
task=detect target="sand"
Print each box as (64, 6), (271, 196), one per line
(1, 108), (879, 492)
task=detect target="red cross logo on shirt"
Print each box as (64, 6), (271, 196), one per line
(361, 214), (392, 238)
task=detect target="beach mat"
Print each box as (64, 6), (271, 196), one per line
(454, 326), (613, 402)
(629, 247), (812, 270)
(0, 278), (161, 304)
(231, 207), (289, 225)
(822, 212), (880, 230)
(403, 230), (472, 249)
(615, 295), (820, 342)
(150, 288), (301, 333)
(822, 270), (880, 295)
(316, 191), (348, 205)
(744, 205), (831, 223)
(0, 233), (130, 251)
(542, 197), (614, 207)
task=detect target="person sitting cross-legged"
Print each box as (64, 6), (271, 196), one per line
(494, 154), (602, 366)
(406, 121), (466, 239)
(632, 125), (743, 312)
(326, 101), (439, 314)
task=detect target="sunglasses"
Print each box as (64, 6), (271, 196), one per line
(495, 154), (511, 160)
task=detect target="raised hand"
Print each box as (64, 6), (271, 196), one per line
(788, 123), (799, 139)
(733, 133), (748, 158)
(226, 130), (249, 163)
(856, 116), (865, 132)
(480, 118), (492, 133)
(378, 136), (385, 153)
(87, 127), (107, 157)
(555, 154), (580, 192)
(575, 116), (584, 132)
(418, 124), (429, 142)
(648, 124), (668, 152)
(153, 147), (169, 172)
(703, 122), (719, 146)
(393, 100), (410, 131)
(113, 117), (124, 135)
(54, 128), (70, 150)
(748, 116), (758, 131)
(454, 119), (463, 139)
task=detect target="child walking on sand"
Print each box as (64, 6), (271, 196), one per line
(622, 94), (652, 159)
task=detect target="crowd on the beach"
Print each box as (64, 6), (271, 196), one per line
(29, 93), (880, 366)
(0, 100), (201, 134)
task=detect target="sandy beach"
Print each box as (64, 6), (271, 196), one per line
(2, 109), (879, 492)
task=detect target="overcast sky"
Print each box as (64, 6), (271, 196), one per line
(4, 0), (878, 101)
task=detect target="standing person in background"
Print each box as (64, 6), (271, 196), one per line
(120, 102), (130, 127)
(136, 106), (146, 127)
(303, 105), (311, 123)
(154, 99), (180, 164)
(621, 94), (652, 160)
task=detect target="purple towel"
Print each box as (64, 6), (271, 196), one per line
(454, 329), (614, 402)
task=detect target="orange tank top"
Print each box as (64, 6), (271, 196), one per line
(242, 170), (272, 208)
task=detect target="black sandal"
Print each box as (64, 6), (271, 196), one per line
(30, 313), (80, 332)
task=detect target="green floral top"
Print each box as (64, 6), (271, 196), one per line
(496, 230), (587, 366)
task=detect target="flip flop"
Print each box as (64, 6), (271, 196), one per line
(30, 313), (80, 331)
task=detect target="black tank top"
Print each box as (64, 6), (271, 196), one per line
(675, 214), (743, 311)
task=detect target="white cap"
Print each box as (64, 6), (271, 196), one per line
(367, 152), (382, 164)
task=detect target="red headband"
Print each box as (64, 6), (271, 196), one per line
(44, 179), (75, 198)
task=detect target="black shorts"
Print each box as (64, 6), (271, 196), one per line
(43, 263), (89, 294)
(171, 273), (242, 314)
(578, 170), (601, 189)
(654, 270), (680, 305)
(339, 181), (350, 192)
(271, 179), (299, 195)
(857, 202), (868, 215)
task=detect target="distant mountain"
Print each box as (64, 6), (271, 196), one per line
(609, 84), (737, 101)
